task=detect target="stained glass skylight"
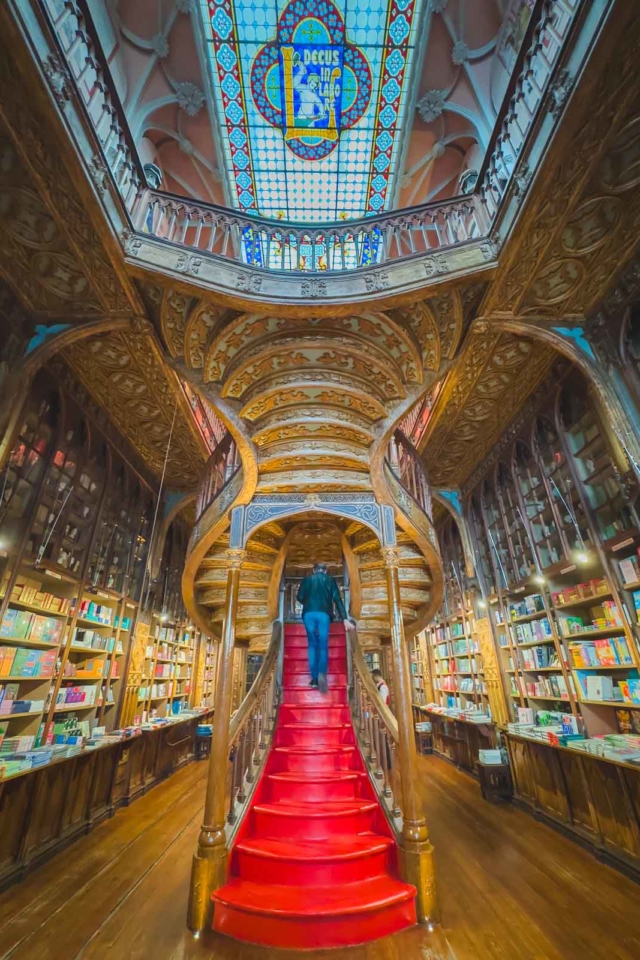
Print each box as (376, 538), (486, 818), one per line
(199, 0), (425, 223)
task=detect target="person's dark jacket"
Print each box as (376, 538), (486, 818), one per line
(297, 571), (347, 620)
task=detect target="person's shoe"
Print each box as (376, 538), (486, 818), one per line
(309, 679), (318, 688)
(318, 673), (328, 694)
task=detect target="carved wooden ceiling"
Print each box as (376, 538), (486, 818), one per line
(0, 84), (208, 489)
(1, 0), (640, 498)
(419, 2), (640, 489)
(63, 327), (208, 488)
(140, 278), (476, 491)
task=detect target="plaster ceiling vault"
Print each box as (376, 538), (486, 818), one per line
(93, 0), (531, 218)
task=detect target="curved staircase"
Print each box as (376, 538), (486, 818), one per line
(211, 622), (417, 949)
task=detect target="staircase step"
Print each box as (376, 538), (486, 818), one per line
(282, 687), (348, 706)
(272, 745), (357, 773)
(234, 835), (394, 885)
(275, 723), (354, 748)
(279, 703), (351, 724)
(266, 771), (366, 803)
(212, 877), (417, 949)
(283, 656), (347, 673)
(252, 799), (378, 840)
(283, 673), (347, 688)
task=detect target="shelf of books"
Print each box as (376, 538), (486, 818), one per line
(421, 520), (490, 720)
(137, 616), (202, 720)
(463, 367), (640, 746)
(0, 371), (215, 769)
(409, 633), (431, 706)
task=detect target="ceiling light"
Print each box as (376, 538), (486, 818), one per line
(575, 550), (589, 565)
(532, 574), (545, 585)
(478, 600), (487, 609)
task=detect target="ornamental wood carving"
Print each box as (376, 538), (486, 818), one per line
(64, 329), (207, 488)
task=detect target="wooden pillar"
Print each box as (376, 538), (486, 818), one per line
(381, 547), (439, 924)
(188, 548), (246, 932)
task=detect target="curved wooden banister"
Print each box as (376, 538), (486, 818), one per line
(387, 429), (433, 520)
(229, 621), (281, 744)
(196, 433), (240, 522)
(224, 619), (282, 830)
(348, 625), (398, 742)
(347, 624), (403, 829)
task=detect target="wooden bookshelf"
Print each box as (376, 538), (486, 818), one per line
(457, 366), (640, 739)
(0, 370), (214, 757)
(422, 520), (489, 718)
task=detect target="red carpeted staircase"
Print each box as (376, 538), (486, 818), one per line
(212, 622), (417, 949)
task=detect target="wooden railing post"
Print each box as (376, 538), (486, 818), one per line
(188, 548), (246, 932)
(381, 546), (439, 924)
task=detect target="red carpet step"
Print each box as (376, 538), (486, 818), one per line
(212, 622), (416, 949)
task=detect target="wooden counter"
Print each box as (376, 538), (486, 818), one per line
(414, 705), (496, 776)
(504, 731), (640, 881)
(0, 710), (212, 891)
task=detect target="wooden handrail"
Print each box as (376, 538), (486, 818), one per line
(348, 625), (398, 742)
(225, 620), (282, 831)
(229, 621), (281, 744)
(195, 433), (240, 521)
(387, 428), (433, 520)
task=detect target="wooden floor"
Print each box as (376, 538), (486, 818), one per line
(0, 754), (639, 960)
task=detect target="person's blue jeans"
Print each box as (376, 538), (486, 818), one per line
(302, 611), (330, 682)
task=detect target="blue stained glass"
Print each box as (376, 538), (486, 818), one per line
(217, 44), (237, 71)
(382, 79), (401, 103)
(200, 0), (424, 227)
(233, 150), (250, 169)
(229, 128), (247, 148)
(221, 74), (241, 99)
(389, 15), (410, 46)
(225, 102), (244, 124)
(386, 50), (405, 77)
(212, 9), (233, 39)
(379, 105), (396, 128)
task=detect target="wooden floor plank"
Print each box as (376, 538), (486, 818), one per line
(0, 754), (639, 960)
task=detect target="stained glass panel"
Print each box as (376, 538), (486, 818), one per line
(199, 0), (424, 224)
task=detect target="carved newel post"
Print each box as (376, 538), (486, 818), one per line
(188, 548), (247, 932)
(381, 546), (439, 923)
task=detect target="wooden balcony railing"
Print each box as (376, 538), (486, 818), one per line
(386, 429), (433, 520)
(195, 433), (240, 523)
(39, 0), (581, 275)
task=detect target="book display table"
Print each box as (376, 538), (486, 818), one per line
(0, 709), (213, 891)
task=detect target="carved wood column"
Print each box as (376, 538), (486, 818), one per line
(188, 548), (246, 932)
(381, 546), (439, 924)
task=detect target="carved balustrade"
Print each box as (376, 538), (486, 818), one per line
(38, 0), (582, 278)
(188, 617), (282, 931)
(195, 433), (240, 522)
(349, 627), (401, 824)
(478, 0), (579, 219)
(387, 429), (433, 520)
(44, 0), (142, 214)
